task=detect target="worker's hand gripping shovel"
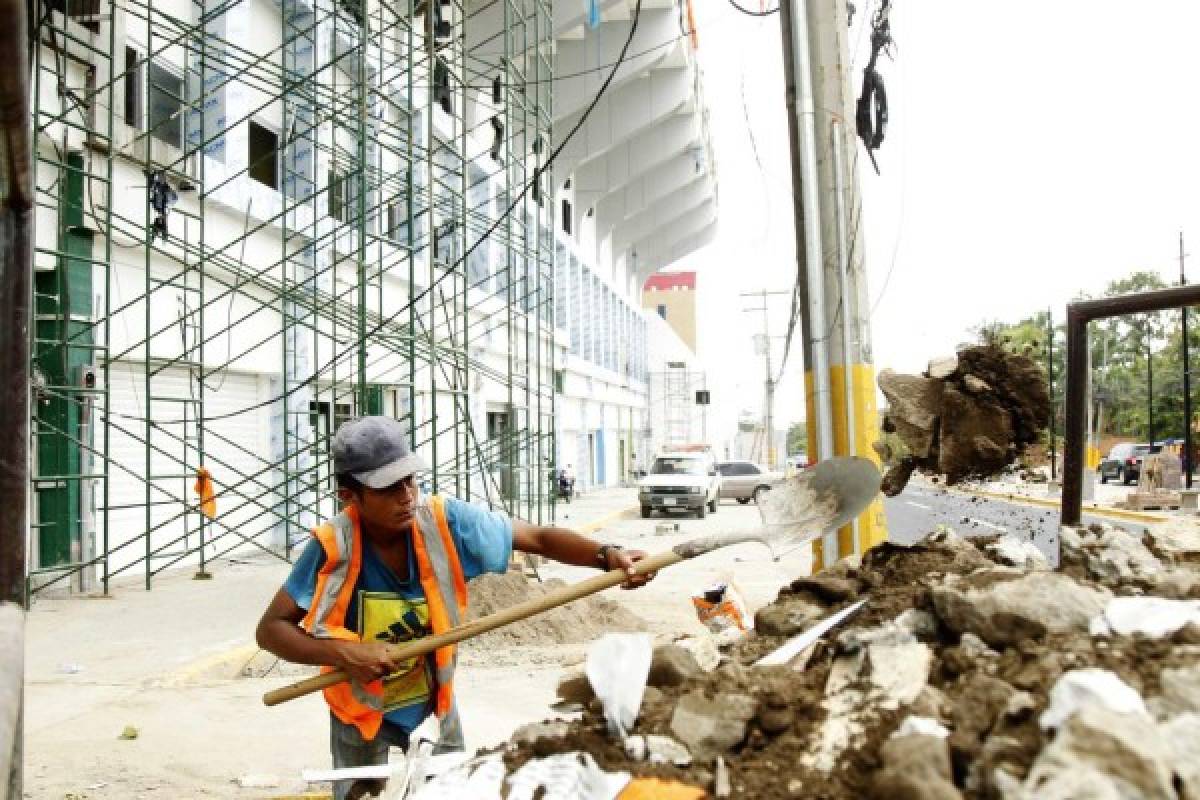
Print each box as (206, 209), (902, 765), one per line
(262, 456), (881, 707)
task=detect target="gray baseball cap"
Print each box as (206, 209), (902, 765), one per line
(332, 416), (429, 489)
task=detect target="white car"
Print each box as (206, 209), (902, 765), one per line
(638, 452), (721, 519)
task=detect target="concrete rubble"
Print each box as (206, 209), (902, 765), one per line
(877, 344), (1050, 496)
(508, 518), (1200, 798)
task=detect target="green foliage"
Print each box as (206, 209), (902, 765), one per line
(978, 270), (1197, 444)
(786, 421), (808, 455)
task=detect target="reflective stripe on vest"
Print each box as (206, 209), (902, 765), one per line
(301, 496), (467, 743)
(409, 495), (468, 724)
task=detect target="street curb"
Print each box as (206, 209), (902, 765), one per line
(575, 505), (639, 535)
(948, 486), (1168, 525)
(161, 641), (260, 686)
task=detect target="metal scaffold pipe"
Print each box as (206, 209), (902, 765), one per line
(783, 0), (836, 565)
(0, 0), (32, 790)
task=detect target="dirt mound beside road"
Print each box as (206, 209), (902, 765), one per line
(878, 344), (1050, 496)
(462, 571), (647, 652)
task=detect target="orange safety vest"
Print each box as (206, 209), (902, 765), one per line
(301, 496), (468, 745)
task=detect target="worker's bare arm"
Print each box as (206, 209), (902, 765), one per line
(511, 521), (654, 588)
(255, 588), (400, 682)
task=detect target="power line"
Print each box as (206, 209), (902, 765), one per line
(728, 0), (780, 17)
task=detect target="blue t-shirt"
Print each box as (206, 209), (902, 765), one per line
(284, 496), (513, 736)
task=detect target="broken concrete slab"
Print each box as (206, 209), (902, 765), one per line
(931, 568), (1111, 648)
(790, 573), (860, 603)
(647, 644), (701, 689)
(623, 734), (692, 766)
(878, 369), (944, 459)
(1090, 528), (1163, 586)
(1025, 706), (1175, 800)
(927, 355), (959, 380)
(1160, 663), (1200, 714)
(871, 733), (962, 800)
(984, 535), (1049, 570)
(672, 635), (721, 672)
(807, 626), (933, 773)
(1160, 713), (1200, 800)
(1039, 669), (1148, 730)
(1144, 522), (1200, 565)
(1090, 596), (1200, 639)
(668, 690), (757, 759)
(513, 719), (572, 746)
(754, 599), (825, 638)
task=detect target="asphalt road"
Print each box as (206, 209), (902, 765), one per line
(882, 482), (1150, 564)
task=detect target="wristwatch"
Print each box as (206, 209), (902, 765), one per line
(596, 543), (624, 569)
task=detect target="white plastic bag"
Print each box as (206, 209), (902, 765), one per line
(585, 633), (653, 739)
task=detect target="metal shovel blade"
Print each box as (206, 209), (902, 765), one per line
(675, 456), (882, 558)
(759, 455), (883, 537)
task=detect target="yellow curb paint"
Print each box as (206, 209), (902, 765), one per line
(164, 641), (260, 685)
(947, 486), (1167, 525)
(577, 505), (638, 535)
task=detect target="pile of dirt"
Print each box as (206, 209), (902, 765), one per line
(877, 344), (1049, 496)
(503, 521), (1200, 799)
(461, 571), (647, 652)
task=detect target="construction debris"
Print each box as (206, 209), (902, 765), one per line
(498, 520), (1200, 798)
(878, 344), (1050, 496)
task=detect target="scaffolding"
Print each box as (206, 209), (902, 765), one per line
(647, 364), (704, 454)
(29, 0), (557, 596)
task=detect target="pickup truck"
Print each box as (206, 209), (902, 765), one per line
(638, 452), (722, 519)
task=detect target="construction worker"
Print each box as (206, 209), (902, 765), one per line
(255, 416), (653, 800)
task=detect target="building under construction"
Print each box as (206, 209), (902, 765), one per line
(29, 0), (717, 594)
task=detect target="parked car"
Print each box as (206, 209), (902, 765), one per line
(638, 452), (721, 519)
(1100, 442), (1161, 485)
(716, 461), (784, 504)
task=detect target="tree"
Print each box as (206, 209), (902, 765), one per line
(972, 269), (1196, 447)
(786, 421), (808, 456)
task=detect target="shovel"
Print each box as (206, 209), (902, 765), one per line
(262, 456), (881, 707)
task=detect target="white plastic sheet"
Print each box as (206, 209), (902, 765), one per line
(404, 753), (631, 800)
(506, 752), (631, 800)
(586, 633), (653, 738)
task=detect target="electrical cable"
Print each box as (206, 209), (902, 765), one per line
(97, 0), (647, 427)
(855, 0), (892, 174)
(728, 0), (779, 17)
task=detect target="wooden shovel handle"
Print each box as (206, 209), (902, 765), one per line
(262, 548), (684, 707)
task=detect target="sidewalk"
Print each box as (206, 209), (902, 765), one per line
(552, 486), (639, 533)
(23, 493), (637, 799)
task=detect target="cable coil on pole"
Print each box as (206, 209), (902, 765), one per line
(855, 0), (893, 174)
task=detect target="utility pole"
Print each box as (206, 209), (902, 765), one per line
(1181, 231), (1193, 487)
(742, 290), (789, 469)
(1047, 307), (1056, 481)
(1148, 326), (1155, 446)
(779, 0), (886, 566)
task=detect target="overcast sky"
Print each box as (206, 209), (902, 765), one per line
(683, 1), (1200, 448)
